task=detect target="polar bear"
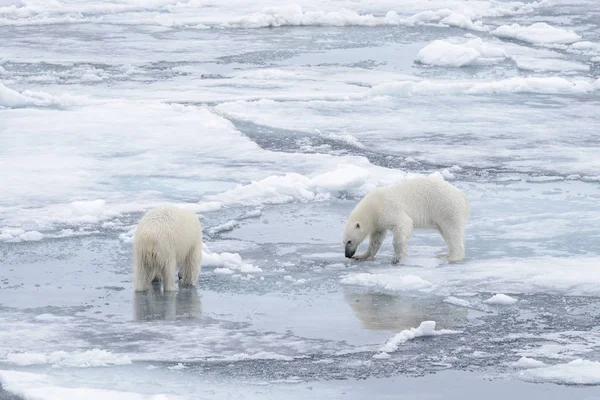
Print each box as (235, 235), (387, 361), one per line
(133, 205), (202, 291)
(343, 177), (469, 264)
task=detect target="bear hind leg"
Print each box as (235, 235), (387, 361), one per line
(439, 224), (465, 262)
(134, 255), (154, 292)
(179, 245), (201, 286)
(162, 253), (178, 292)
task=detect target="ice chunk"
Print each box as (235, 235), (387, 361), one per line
(341, 273), (433, 292)
(521, 359), (600, 385)
(443, 296), (472, 308)
(514, 357), (547, 368)
(71, 199), (106, 220)
(514, 57), (589, 72)
(493, 22), (581, 44)
(416, 40), (481, 67)
(6, 349), (131, 368)
(202, 250), (262, 273)
(370, 76), (596, 96)
(483, 293), (518, 305)
(208, 220), (240, 234)
(376, 321), (461, 355)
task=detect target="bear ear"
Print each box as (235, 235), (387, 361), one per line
(355, 222), (360, 229)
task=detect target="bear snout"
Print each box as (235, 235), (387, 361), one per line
(345, 244), (356, 259)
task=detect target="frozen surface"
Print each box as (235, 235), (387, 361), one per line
(1, 0), (600, 398)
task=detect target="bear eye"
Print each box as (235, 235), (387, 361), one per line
(347, 240), (352, 245)
(355, 222), (360, 229)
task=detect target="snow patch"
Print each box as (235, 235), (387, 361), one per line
(375, 321), (461, 356)
(520, 359), (600, 385)
(515, 57), (589, 72)
(0, 82), (89, 108)
(206, 164), (380, 207)
(341, 273), (433, 292)
(71, 199), (105, 222)
(370, 76), (596, 97)
(6, 349), (131, 368)
(493, 22), (581, 45)
(202, 250), (262, 273)
(514, 357), (547, 369)
(443, 296), (472, 308)
(0, 370), (173, 400)
(484, 293), (518, 305)
(416, 38), (506, 67)
(209, 220), (240, 234)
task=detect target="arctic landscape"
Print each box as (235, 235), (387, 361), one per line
(1, 0), (600, 398)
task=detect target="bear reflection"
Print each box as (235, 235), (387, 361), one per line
(345, 291), (467, 331)
(134, 285), (201, 321)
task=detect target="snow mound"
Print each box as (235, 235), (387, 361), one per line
(0, 370), (174, 400)
(375, 321), (461, 356)
(443, 296), (473, 308)
(6, 349), (131, 368)
(0, 82), (88, 108)
(0, 228), (44, 242)
(484, 293), (518, 305)
(202, 250), (262, 273)
(321, 133), (365, 149)
(71, 199), (106, 222)
(369, 76), (596, 96)
(208, 220), (240, 234)
(206, 164), (379, 207)
(514, 357), (547, 369)
(416, 40), (480, 67)
(515, 58), (589, 72)
(341, 273), (433, 292)
(416, 37), (506, 67)
(492, 22), (581, 44)
(520, 359), (600, 385)
(228, 5), (403, 28)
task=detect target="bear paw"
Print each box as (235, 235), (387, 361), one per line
(352, 254), (373, 261)
(391, 256), (402, 265)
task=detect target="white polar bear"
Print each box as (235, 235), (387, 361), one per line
(342, 177), (469, 264)
(133, 205), (203, 291)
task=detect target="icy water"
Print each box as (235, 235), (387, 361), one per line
(1, 0), (600, 398)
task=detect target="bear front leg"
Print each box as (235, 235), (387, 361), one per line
(391, 214), (413, 265)
(352, 231), (385, 261)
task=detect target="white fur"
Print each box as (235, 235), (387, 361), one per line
(343, 177), (469, 264)
(133, 205), (203, 291)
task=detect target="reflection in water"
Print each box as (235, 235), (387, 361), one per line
(134, 285), (201, 321)
(345, 291), (468, 331)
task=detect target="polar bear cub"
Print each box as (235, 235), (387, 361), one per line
(133, 205), (203, 291)
(343, 177), (469, 264)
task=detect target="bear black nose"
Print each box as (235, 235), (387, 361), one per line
(345, 243), (356, 259)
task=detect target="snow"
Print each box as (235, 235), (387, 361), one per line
(492, 22), (582, 45)
(376, 321), (461, 355)
(443, 296), (472, 308)
(416, 37), (507, 67)
(202, 250), (262, 273)
(2, 0), (600, 396)
(515, 58), (590, 72)
(483, 294), (518, 305)
(6, 349), (132, 368)
(0, 370), (174, 400)
(514, 357), (547, 369)
(209, 220), (240, 234)
(370, 76), (597, 96)
(341, 273), (433, 292)
(416, 40), (480, 67)
(206, 164), (402, 207)
(521, 359), (600, 385)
